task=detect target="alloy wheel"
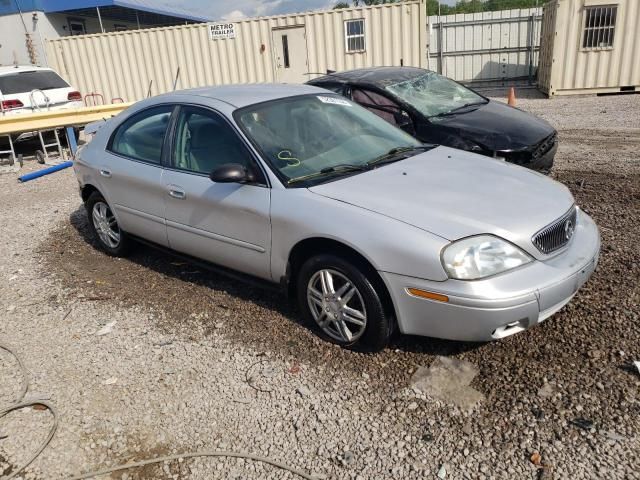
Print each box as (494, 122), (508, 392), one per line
(91, 201), (121, 249)
(307, 269), (367, 343)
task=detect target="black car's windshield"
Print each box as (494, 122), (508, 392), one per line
(235, 94), (422, 186)
(385, 71), (487, 117)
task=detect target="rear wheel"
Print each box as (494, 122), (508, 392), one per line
(297, 254), (391, 351)
(85, 191), (131, 257)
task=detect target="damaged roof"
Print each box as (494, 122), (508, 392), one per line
(309, 66), (431, 88)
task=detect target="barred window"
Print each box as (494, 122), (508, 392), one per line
(582, 5), (617, 49)
(344, 19), (365, 53)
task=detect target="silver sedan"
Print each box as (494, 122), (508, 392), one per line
(74, 84), (600, 351)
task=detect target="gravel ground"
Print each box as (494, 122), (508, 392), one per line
(1, 93), (639, 480)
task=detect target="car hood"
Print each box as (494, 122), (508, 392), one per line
(309, 147), (574, 256)
(429, 100), (555, 151)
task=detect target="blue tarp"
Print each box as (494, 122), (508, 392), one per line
(0, 0), (212, 22)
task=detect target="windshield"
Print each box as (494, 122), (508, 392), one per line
(235, 94), (422, 186)
(385, 71), (486, 117)
(0, 71), (69, 95)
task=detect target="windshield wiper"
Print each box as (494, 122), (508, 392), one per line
(366, 145), (434, 167)
(287, 164), (369, 185)
(430, 101), (488, 118)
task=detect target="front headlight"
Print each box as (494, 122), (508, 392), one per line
(442, 235), (532, 280)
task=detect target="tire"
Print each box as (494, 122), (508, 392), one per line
(296, 254), (391, 351)
(85, 191), (132, 257)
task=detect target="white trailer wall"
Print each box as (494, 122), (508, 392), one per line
(538, 0), (640, 96)
(46, 1), (427, 102)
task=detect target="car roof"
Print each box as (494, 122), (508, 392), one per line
(0, 65), (55, 76)
(166, 83), (329, 108)
(308, 66), (430, 88)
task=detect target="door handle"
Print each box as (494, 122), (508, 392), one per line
(99, 169), (112, 178)
(168, 187), (186, 200)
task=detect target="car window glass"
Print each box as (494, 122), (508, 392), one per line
(385, 71), (485, 117)
(0, 71), (69, 95)
(172, 107), (251, 175)
(236, 94), (421, 184)
(110, 106), (172, 164)
(351, 88), (402, 126)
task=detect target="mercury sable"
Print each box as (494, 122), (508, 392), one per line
(74, 84), (600, 351)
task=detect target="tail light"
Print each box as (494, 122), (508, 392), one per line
(1, 99), (24, 110)
(67, 91), (82, 101)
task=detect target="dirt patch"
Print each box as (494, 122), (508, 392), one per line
(39, 165), (640, 418)
(38, 204), (476, 387)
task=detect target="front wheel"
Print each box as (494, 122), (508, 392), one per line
(296, 254), (391, 351)
(85, 191), (132, 257)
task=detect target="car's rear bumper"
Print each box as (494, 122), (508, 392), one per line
(381, 209), (600, 341)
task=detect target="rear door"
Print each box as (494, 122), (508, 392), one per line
(99, 104), (174, 246)
(162, 105), (272, 280)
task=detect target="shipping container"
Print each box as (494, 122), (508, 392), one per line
(538, 0), (640, 96)
(45, 1), (427, 103)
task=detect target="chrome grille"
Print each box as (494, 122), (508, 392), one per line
(532, 207), (577, 254)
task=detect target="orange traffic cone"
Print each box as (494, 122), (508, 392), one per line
(507, 87), (516, 106)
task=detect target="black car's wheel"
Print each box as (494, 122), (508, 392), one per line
(85, 191), (132, 257)
(297, 254), (391, 351)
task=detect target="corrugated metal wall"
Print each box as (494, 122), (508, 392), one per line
(45, 1), (426, 103)
(427, 7), (542, 84)
(537, 1), (557, 94)
(538, 0), (640, 96)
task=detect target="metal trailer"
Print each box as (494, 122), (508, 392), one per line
(538, 0), (640, 96)
(45, 1), (428, 102)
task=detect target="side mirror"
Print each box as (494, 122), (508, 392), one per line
(394, 111), (415, 135)
(209, 163), (256, 184)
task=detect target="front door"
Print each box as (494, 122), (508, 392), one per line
(163, 105), (272, 280)
(272, 26), (308, 83)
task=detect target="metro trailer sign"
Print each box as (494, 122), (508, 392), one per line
(209, 23), (237, 40)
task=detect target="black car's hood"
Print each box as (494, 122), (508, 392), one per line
(429, 100), (555, 151)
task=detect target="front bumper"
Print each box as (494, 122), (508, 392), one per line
(499, 132), (558, 172)
(381, 209), (600, 341)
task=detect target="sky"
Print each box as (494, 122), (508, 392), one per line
(183, 0), (337, 21)
(178, 0), (456, 22)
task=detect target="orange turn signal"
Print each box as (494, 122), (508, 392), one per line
(406, 288), (449, 303)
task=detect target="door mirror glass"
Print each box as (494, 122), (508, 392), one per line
(210, 163), (255, 183)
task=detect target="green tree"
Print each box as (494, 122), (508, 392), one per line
(452, 0), (542, 14)
(426, 0), (456, 15)
(337, 0), (541, 14)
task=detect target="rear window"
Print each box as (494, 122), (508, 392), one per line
(0, 71), (70, 95)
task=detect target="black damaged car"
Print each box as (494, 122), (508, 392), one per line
(308, 67), (558, 172)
